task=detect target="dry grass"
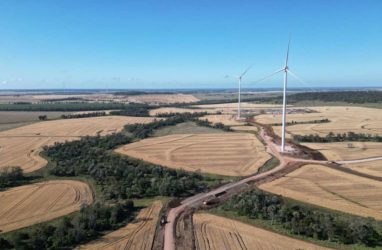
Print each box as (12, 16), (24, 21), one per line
(345, 160), (382, 178)
(127, 94), (199, 104)
(0, 180), (93, 233)
(116, 133), (271, 176)
(256, 106), (382, 137)
(230, 125), (259, 132)
(260, 164), (382, 220)
(301, 142), (382, 161)
(194, 213), (328, 250)
(78, 200), (162, 250)
(0, 116), (155, 172)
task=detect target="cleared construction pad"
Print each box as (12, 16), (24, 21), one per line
(260, 164), (382, 220)
(194, 213), (328, 250)
(116, 133), (271, 176)
(78, 200), (162, 250)
(0, 180), (93, 233)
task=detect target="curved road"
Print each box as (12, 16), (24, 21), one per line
(163, 126), (382, 250)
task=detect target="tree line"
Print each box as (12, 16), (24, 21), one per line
(221, 189), (382, 247)
(60, 112), (107, 119)
(271, 118), (330, 126)
(293, 132), (382, 143)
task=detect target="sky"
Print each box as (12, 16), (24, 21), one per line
(0, 0), (381, 89)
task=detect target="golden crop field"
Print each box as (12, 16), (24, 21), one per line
(78, 200), (162, 250)
(0, 180), (93, 233)
(345, 160), (382, 178)
(255, 106), (382, 137)
(116, 133), (271, 176)
(260, 164), (382, 220)
(194, 213), (328, 250)
(127, 93), (199, 104)
(301, 142), (382, 161)
(0, 116), (155, 172)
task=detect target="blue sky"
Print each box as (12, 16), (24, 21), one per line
(0, 0), (381, 89)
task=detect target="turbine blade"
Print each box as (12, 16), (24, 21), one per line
(252, 68), (284, 84)
(240, 64), (253, 78)
(286, 69), (305, 84)
(285, 35), (291, 67)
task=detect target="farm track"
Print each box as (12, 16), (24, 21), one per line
(164, 120), (382, 249)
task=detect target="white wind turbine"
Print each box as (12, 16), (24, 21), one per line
(227, 65), (253, 119)
(254, 37), (303, 153)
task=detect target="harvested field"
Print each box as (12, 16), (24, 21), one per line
(154, 122), (226, 137)
(230, 125), (259, 132)
(194, 213), (327, 250)
(301, 142), (382, 161)
(193, 102), (284, 109)
(0, 111), (69, 132)
(345, 160), (382, 178)
(0, 116), (155, 172)
(256, 106), (382, 137)
(78, 200), (162, 250)
(149, 107), (213, 116)
(127, 94), (199, 104)
(116, 133), (271, 176)
(260, 164), (382, 219)
(200, 114), (244, 126)
(0, 180), (93, 233)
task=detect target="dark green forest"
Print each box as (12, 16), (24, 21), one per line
(293, 132), (382, 143)
(221, 189), (382, 247)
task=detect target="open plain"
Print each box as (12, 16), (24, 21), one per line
(116, 133), (271, 176)
(194, 213), (328, 250)
(260, 164), (382, 219)
(0, 116), (155, 172)
(0, 180), (93, 233)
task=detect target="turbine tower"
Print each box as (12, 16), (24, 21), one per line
(253, 37), (303, 153)
(227, 65), (253, 119)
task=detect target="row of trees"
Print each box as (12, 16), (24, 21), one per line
(0, 102), (147, 111)
(61, 112), (107, 119)
(0, 201), (134, 249)
(271, 118), (330, 126)
(195, 119), (232, 131)
(283, 91), (382, 104)
(293, 132), (382, 143)
(222, 189), (382, 247)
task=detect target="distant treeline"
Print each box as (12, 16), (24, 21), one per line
(113, 91), (175, 96)
(61, 112), (107, 119)
(0, 103), (151, 112)
(293, 132), (382, 143)
(221, 189), (382, 247)
(271, 118), (330, 126)
(282, 91), (382, 104)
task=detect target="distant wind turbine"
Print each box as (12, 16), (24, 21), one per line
(253, 37), (303, 153)
(226, 65), (253, 119)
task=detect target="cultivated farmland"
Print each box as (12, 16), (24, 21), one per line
(116, 133), (271, 176)
(301, 142), (382, 161)
(0, 116), (155, 172)
(255, 106), (382, 137)
(78, 200), (162, 250)
(345, 160), (382, 178)
(260, 164), (382, 220)
(194, 213), (328, 250)
(0, 180), (93, 233)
